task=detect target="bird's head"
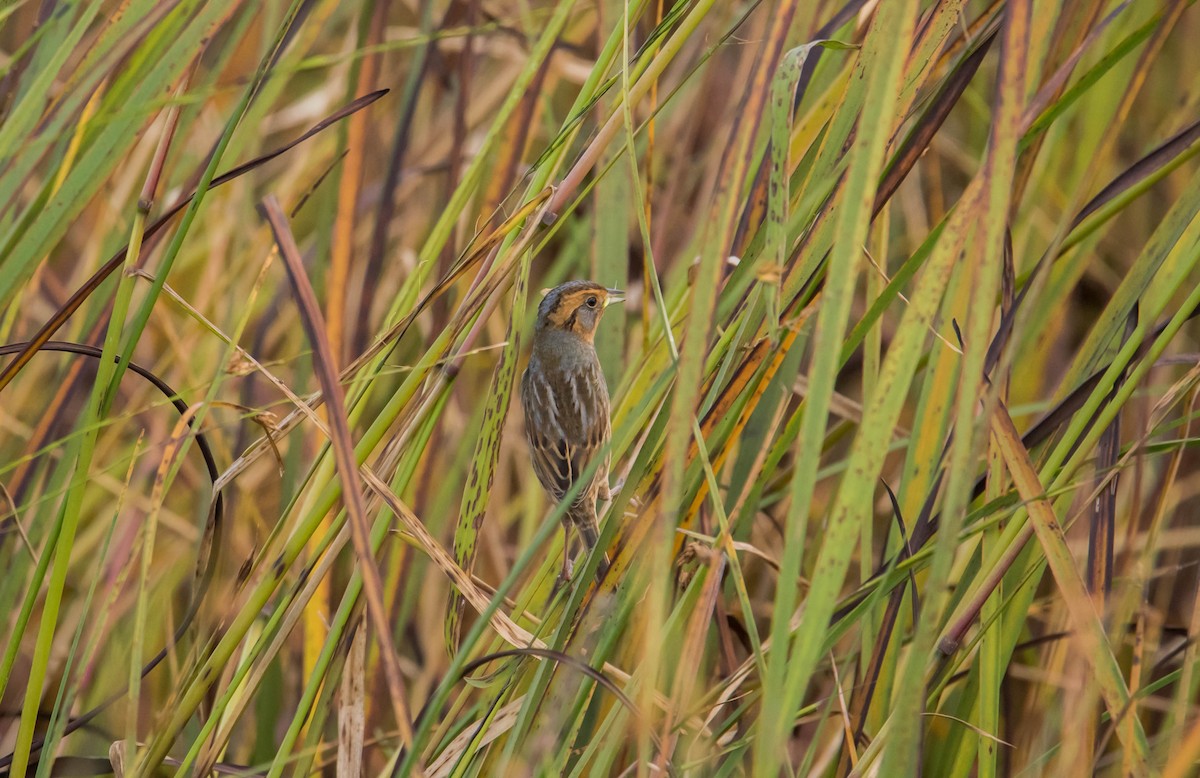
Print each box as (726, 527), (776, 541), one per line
(535, 280), (624, 343)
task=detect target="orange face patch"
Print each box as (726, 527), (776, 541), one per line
(545, 287), (608, 332)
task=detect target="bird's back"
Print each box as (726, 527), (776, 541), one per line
(521, 342), (611, 509)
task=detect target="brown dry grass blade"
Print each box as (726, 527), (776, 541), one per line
(1019, 0), (1132, 137)
(1071, 116), (1200, 228)
(988, 399), (1148, 768)
(0, 90), (389, 394)
(1087, 307), (1136, 598)
(873, 26), (998, 218)
(258, 196), (418, 757)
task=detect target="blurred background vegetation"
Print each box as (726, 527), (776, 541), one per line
(1, 0), (1200, 775)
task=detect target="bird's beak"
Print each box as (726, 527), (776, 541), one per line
(604, 288), (625, 307)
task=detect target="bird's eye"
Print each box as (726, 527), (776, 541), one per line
(586, 296), (598, 308)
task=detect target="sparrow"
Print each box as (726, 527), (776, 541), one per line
(521, 280), (624, 586)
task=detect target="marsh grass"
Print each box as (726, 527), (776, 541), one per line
(2, 0), (1200, 775)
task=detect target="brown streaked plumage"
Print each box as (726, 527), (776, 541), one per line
(521, 280), (623, 585)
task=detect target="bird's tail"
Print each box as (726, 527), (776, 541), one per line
(571, 508), (611, 583)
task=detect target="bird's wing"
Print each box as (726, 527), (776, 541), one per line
(521, 361), (609, 509)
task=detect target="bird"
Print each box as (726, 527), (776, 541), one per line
(521, 280), (624, 587)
